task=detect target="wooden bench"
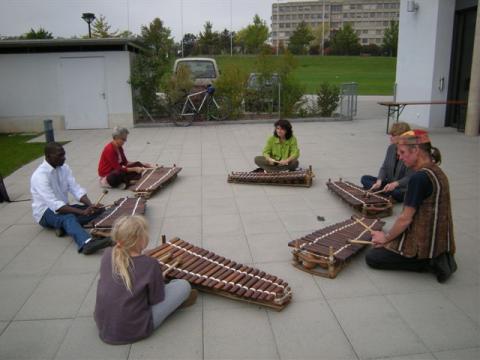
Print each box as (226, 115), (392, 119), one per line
(378, 100), (467, 133)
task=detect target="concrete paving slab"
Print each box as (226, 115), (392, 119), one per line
(330, 295), (428, 359)
(375, 353), (436, 360)
(204, 306), (279, 359)
(246, 231), (292, 264)
(388, 291), (480, 352)
(314, 263), (382, 299)
(433, 347), (480, 360)
(15, 273), (95, 320)
(0, 274), (42, 321)
(54, 317), (130, 360)
(240, 212), (286, 235)
(0, 119), (478, 358)
(0, 319), (71, 360)
(203, 232), (253, 264)
(128, 308), (202, 360)
(269, 299), (357, 360)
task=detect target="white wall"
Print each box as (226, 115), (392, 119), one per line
(396, 0), (456, 128)
(0, 51), (134, 132)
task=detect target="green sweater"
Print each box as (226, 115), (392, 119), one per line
(262, 135), (300, 161)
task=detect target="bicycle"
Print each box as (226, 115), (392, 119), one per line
(172, 85), (232, 126)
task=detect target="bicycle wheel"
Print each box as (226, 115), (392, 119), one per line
(172, 100), (194, 127)
(207, 96), (232, 121)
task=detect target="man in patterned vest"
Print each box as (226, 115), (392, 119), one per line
(366, 129), (456, 283)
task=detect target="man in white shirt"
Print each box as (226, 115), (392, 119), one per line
(31, 142), (112, 255)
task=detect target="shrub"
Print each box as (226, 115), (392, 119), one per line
(214, 64), (248, 118)
(161, 64), (194, 111)
(316, 82), (340, 117)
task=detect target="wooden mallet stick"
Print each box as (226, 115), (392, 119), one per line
(162, 256), (183, 277)
(353, 217), (374, 232)
(94, 189), (108, 206)
(348, 239), (373, 245)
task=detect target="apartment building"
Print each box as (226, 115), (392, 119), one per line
(271, 0), (400, 47)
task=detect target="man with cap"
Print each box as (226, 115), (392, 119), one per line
(365, 130), (456, 282)
(31, 142), (113, 255)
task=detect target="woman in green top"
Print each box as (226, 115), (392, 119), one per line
(254, 119), (300, 172)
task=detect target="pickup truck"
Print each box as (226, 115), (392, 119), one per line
(173, 57), (219, 87)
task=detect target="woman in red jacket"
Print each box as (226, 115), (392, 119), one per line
(98, 127), (154, 188)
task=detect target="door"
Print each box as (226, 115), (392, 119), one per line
(60, 57), (108, 129)
(446, 6), (477, 131)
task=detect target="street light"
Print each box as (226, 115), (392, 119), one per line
(81, 13), (96, 38)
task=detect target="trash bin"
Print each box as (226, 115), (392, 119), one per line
(339, 82), (358, 120)
(43, 119), (55, 143)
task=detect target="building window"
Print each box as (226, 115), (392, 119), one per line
(362, 38), (368, 44)
(331, 5), (342, 11)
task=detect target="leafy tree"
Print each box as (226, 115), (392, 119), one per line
(130, 18), (175, 115)
(140, 18), (175, 59)
(197, 22), (220, 55)
(243, 14), (269, 54)
(117, 30), (136, 38)
(330, 23), (361, 55)
(219, 28), (234, 54)
(21, 28), (53, 39)
(234, 28), (247, 54)
(382, 20), (398, 57)
(311, 23), (331, 54)
(181, 33), (197, 57)
(91, 14), (118, 38)
(288, 21), (314, 55)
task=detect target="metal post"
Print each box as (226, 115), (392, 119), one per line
(181, 0), (184, 57)
(43, 119), (55, 143)
(230, 0), (233, 56)
(278, 81), (281, 119)
(322, 0), (325, 56)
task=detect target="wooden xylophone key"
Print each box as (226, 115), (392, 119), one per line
(193, 257), (230, 285)
(233, 268), (260, 296)
(183, 252), (221, 282)
(242, 271), (267, 298)
(204, 261), (242, 288)
(259, 276), (284, 302)
(227, 266), (258, 293)
(148, 238), (182, 258)
(252, 274), (278, 300)
(170, 247), (211, 278)
(214, 264), (249, 291)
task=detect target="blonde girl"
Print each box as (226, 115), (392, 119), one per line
(94, 215), (196, 345)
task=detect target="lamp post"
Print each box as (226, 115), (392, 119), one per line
(82, 13), (96, 38)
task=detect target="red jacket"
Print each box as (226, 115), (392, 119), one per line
(98, 142), (128, 177)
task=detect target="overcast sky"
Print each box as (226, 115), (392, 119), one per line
(0, 0), (291, 40)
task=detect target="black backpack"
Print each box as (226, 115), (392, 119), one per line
(0, 174), (11, 203)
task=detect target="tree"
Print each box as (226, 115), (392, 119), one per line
(21, 27), (53, 39)
(140, 18), (175, 59)
(311, 23), (331, 54)
(330, 23), (361, 55)
(288, 21), (314, 55)
(181, 33), (197, 56)
(382, 20), (398, 57)
(197, 22), (220, 55)
(243, 14), (269, 54)
(219, 28), (234, 54)
(91, 14), (118, 38)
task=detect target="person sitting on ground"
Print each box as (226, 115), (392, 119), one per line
(254, 119), (300, 172)
(30, 142), (112, 255)
(94, 215), (197, 345)
(98, 127), (155, 188)
(360, 122), (414, 202)
(366, 129), (457, 283)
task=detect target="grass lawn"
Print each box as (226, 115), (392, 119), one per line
(0, 134), (46, 177)
(215, 55), (396, 95)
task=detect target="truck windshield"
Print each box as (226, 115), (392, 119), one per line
(177, 60), (216, 79)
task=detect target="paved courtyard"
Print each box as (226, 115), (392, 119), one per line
(0, 117), (478, 360)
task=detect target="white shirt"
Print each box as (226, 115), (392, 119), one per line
(30, 160), (87, 223)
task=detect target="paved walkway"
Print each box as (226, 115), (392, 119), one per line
(0, 118), (478, 360)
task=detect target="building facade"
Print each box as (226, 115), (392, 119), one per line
(0, 39), (142, 132)
(271, 0), (400, 47)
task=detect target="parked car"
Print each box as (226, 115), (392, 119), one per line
(173, 57), (219, 87)
(244, 73), (280, 113)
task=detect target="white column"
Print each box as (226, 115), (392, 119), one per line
(465, 8), (480, 136)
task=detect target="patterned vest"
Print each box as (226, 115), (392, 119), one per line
(386, 164), (455, 259)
